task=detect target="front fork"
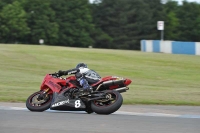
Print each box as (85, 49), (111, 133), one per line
(37, 88), (50, 100)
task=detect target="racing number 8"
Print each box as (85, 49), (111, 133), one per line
(75, 100), (81, 108)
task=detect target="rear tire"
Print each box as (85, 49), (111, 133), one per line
(91, 90), (123, 115)
(26, 91), (52, 112)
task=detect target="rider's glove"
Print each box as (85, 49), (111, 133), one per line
(58, 70), (65, 76)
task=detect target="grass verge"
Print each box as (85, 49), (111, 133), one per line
(0, 44), (200, 105)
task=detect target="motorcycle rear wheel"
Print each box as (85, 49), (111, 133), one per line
(91, 90), (123, 115)
(26, 91), (52, 112)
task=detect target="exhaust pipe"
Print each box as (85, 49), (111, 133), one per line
(95, 79), (127, 91)
(102, 79), (125, 87)
(114, 87), (129, 93)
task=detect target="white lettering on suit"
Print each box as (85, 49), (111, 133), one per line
(68, 70), (77, 75)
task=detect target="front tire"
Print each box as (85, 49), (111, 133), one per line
(26, 91), (52, 112)
(91, 90), (123, 115)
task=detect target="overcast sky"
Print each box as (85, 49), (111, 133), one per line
(89, 0), (200, 4)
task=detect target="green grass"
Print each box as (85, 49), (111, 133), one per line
(0, 44), (200, 105)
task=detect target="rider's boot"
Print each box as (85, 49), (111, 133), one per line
(79, 78), (93, 93)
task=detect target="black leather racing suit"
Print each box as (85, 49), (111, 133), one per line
(59, 67), (101, 90)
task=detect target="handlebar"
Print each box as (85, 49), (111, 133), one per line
(50, 73), (66, 80)
(50, 72), (59, 78)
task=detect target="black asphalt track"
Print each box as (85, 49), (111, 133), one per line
(0, 108), (200, 133)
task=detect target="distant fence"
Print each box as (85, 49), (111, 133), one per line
(140, 40), (200, 55)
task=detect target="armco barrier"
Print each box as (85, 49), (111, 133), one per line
(141, 40), (200, 55)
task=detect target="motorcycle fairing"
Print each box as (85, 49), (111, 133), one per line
(40, 74), (66, 93)
(50, 91), (86, 111)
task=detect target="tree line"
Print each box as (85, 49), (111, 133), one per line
(0, 0), (199, 50)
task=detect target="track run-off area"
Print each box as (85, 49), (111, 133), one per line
(0, 103), (200, 133)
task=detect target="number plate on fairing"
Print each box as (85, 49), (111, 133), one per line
(50, 93), (86, 111)
(50, 98), (86, 111)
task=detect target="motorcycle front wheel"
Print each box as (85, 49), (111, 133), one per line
(26, 91), (52, 112)
(91, 90), (123, 115)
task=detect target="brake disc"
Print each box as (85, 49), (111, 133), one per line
(31, 94), (47, 106)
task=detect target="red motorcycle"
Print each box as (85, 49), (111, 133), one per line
(26, 73), (132, 114)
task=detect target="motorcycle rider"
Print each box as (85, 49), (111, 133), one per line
(57, 63), (101, 93)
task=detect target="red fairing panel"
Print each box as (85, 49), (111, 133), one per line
(40, 74), (66, 93)
(124, 79), (132, 86)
